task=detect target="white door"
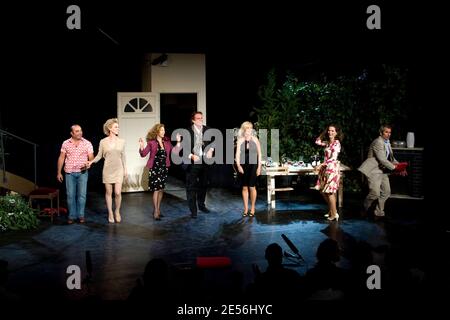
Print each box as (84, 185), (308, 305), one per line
(117, 92), (159, 192)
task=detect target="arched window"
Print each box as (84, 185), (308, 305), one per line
(123, 98), (153, 113)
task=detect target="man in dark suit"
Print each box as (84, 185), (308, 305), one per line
(183, 111), (214, 218)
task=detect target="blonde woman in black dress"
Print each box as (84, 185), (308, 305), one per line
(235, 121), (262, 217)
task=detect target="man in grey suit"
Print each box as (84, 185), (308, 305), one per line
(358, 125), (398, 216)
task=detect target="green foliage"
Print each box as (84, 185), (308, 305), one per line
(0, 194), (40, 232)
(255, 65), (410, 192)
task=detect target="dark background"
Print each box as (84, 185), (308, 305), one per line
(2, 3), (450, 311)
(0, 1), (441, 205)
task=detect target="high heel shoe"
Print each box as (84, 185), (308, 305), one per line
(153, 211), (162, 220)
(114, 212), (122, 223)
(108, 216), (115, 224)
(327, 213), (339, 221)
(249, 211), (255, 217)
(324, 211), (330, 218)
(242, 212), (248, 217)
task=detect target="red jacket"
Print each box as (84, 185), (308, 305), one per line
(139, 138), (175, 169)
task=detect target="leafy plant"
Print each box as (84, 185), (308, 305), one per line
(254, 65), (411, 192)
(0, 193), (40, 232)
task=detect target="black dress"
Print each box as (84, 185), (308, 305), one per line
(149, 145), (168, 191)
(239, 140), (258, 187)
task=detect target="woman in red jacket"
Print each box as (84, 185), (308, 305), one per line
(139, 124), (180, 220)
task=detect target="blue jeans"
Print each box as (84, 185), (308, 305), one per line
(65, 171), (88, 220)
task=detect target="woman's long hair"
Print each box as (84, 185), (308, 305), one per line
(238, 121), (256, 138)
(146, 123), (165, 141)
(318, 124), (344, 142)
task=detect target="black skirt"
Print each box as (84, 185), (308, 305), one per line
(148, 147), (168, 191)
(240, 163), (258, 187)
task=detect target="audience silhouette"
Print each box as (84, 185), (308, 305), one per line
(248, 243), (302, 301)
(304, 238), (349, 300)
(128, 258), (170, 302)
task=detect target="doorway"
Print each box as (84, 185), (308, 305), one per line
(160, 93), (198, 179)
(160, 93), (197, 134)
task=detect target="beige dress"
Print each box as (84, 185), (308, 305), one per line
(93, 138), (126, 184)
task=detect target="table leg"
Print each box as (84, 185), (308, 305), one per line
(50, 193), (54, 223)
(57, 190), (60, 216)
(270, 175), (276, 209)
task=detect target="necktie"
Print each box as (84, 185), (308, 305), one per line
(385, 141), (390, 159)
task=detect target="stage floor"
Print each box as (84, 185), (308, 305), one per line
(0, 177), (434, 300)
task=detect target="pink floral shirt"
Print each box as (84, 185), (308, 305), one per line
(61, 138), (94, 173)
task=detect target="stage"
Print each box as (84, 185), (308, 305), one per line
(0, 176), (438, 301)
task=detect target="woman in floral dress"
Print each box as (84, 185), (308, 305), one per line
(139, 124), (180, 220)
(314, 124), (343, 221)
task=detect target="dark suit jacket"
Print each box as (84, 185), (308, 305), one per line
(182, 125), (215, 168)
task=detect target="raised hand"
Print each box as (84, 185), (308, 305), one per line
(206, 149), (213, 159)
(139, 138), (145, 149)
(315, 138), (322, 146)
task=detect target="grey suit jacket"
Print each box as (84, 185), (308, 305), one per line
(358, 136), (397, 178)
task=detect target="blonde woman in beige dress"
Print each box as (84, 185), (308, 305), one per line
(87, 119), (127, 223)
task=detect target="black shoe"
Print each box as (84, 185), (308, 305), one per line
(199, 206), (210, 213)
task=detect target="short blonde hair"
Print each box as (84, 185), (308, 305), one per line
(238, 121), (255, 137)
(103, 118), (119, 136)
(146, 123), (165, 141)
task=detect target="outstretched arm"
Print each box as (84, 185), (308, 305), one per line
(315, 137), (327, 147)
(91, 140), (104, 164)
(139, 139), (151, 157)
(57, 151), (66, 182)
(254, 137), (262, 176)
(235, 138), (244, 174)
(373, 140), (396, 170)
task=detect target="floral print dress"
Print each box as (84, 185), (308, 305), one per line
(314, 140), (341, 194)
(148, 145), (168, 192)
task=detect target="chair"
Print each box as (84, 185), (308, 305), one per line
(28, 187), (60, 223)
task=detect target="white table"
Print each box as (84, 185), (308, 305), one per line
(263, 164), (351, 209)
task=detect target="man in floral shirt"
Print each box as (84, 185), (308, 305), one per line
(57, 125), (94, 224)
